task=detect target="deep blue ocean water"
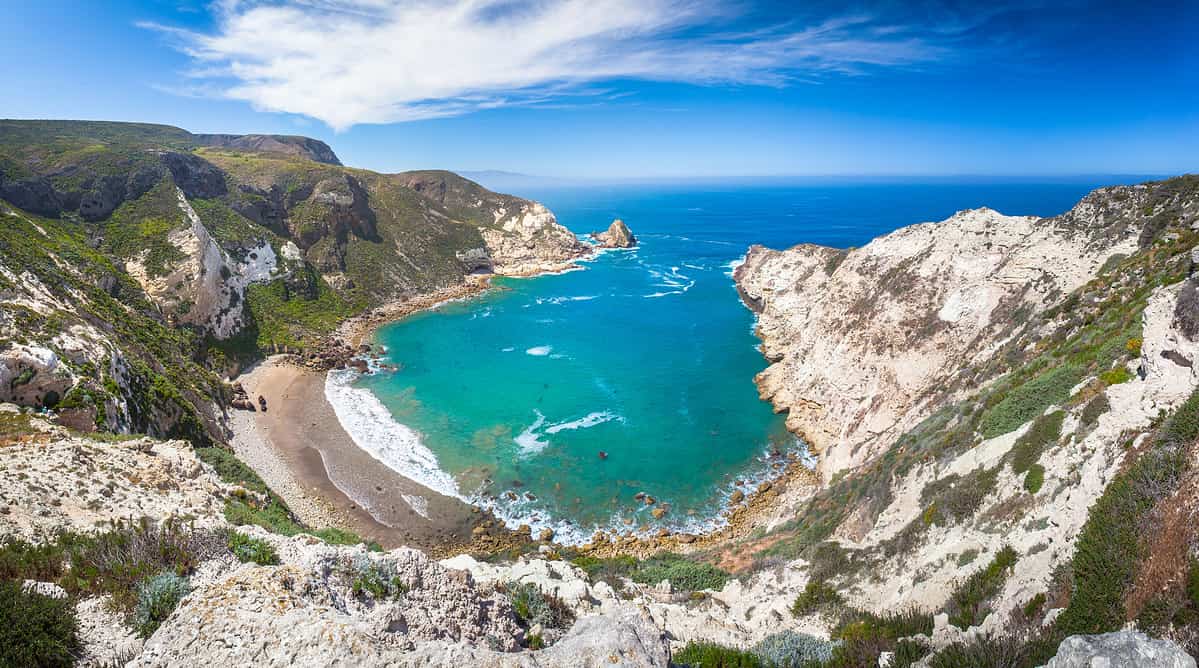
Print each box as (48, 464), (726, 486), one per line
(340, 177), (1147, 542)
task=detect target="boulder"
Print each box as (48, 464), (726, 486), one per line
(1045, 631), (1195, 668)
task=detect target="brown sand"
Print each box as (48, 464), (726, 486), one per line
(234, 358), (481, 554)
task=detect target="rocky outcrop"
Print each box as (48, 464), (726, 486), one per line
(124, 188), (280, 339)
(194, 133), (342, 165)
(734, 186), (1187, 478)
(0, 412), (232, 539)
(591, 219), (636, 248)
(1044, 631), (1196, 668)
(479, 201), (590, 275)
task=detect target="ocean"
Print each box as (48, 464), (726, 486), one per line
(330, 177), (1149, 543)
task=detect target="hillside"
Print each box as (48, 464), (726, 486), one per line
(1, 120), (1197, 667)
(0, 120), (588, 443)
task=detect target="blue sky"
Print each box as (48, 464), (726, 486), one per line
(3, 0), (1196, 178)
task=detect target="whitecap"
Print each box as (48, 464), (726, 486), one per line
(724, 256), (745, 278)
(324, 369), (461, 500)
(545, 411), (622, 434)
(501, 346), (515, 352)
(514, 410), (549, 455)
(526, 345), (553, 356)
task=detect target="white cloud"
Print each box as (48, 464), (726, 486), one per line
(146, 0), (947, 130)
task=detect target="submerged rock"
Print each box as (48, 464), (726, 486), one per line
(590, 219), (637, 248)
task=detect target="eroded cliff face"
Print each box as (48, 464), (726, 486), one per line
(734, 186), (1188, 479)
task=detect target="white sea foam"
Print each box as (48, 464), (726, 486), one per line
(544, 411), (622, 434)
(401, 493), (430, 519)
(501, 346), (515, 352)
(526, 345), (553, 356)
(724, 256), (745, 278)
(534, 295), (597, 306)
(324, 369), (462, 500)
(514, 410), (549, 455)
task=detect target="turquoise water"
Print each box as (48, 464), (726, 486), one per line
(349, 178), (1143, 541)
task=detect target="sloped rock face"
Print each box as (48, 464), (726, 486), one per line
(591, 219), (637, 248)
(734, 190), (1172, 478)
(133, 530), (670, 668)
(1044, 630), (1196, 668)
(0, 416), (231, 540)
(480, 201), (589, 275)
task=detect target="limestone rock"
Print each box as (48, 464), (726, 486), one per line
(591, 219), (637, 248)
(1044, 631), (1195, 668)
(734, 185), (1172, 479)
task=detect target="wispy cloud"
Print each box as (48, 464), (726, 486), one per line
(144, 0), (952, 130)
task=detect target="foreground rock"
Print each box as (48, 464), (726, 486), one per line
(133, 529), (670, 668)
(1044, 631), (1196, 668)
(591, 219), (637, 248)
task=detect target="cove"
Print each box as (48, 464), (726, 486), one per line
(347, 179), (1123, 541)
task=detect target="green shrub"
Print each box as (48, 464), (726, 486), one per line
(791, 579), (843, 617)
(673, 641), (763, 667)
(631, 553), (729, 592)
(0, 537), (66, 581)
(956, 549), (979, 567)
(826, 609), (932, 668)
(311, 527), (380, 550)
(920, 466), (999, 526)
(927, 633), (1030, 667)
(62, 517), (209, 614)
(227, 532), (279, 565)
(1188, 560), (1199, 608)
(133, 571), (190, 637)
(753, 630), (840, 667)
(1010, 411), (1064, 474)
(348, 556), (407, 601)
(945, 546), (1018, 630)
(504, 582), (574, 630)
(1053, 384), (1193, 638)
(0, 580), (79, 668)
(980, 365), (1083, 438)
(1099, 367), (1133, 386)
(1022, 592), (1047, 618)
(1023, 465), (1045, 494)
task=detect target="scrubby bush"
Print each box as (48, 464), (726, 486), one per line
(980, 364), (1083, 438)
(227, 531), (279, 565)
(1022, 592), (1046, 618)
(0, 580), (79, 668)
(503, 581), (574, 630)
(791, 579), (843, 617)
(63, 517), (213, 614)
(1188, 559), (1199, 608)
(133, 571), (190, 637)
(753, 630), (840, 666)
(1174, 278), (1199, 339)
(1023, 465), (1045, 494)
(673, 641), (763, 667)
(0, 536), (66, 581)
(632, 553), (729, 592)
(945, 546), (1018, 630)
(1010, 411), (1064, 475)
(1099, 366), (1133, 386)
(927, 632), (1029, 668)
(348, 556), (407, 601)
(920, 466), (999, 526)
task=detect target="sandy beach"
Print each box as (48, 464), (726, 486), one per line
(229, 356), (484, 555)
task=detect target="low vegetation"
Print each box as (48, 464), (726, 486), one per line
(227, 532), (279, 566)
(502, 581), (574, 632)
(945, 546), (1019, 630)
(0, 580), (79, 668)
(570, 552), (729, 592)
(133, 571), (191, 637)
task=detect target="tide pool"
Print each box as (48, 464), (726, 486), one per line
(347, 178), (1141, 542)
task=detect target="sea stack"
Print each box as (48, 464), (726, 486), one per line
(591, 219), (637, 248)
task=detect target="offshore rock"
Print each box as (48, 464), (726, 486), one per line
(591, 219), (637, 248)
